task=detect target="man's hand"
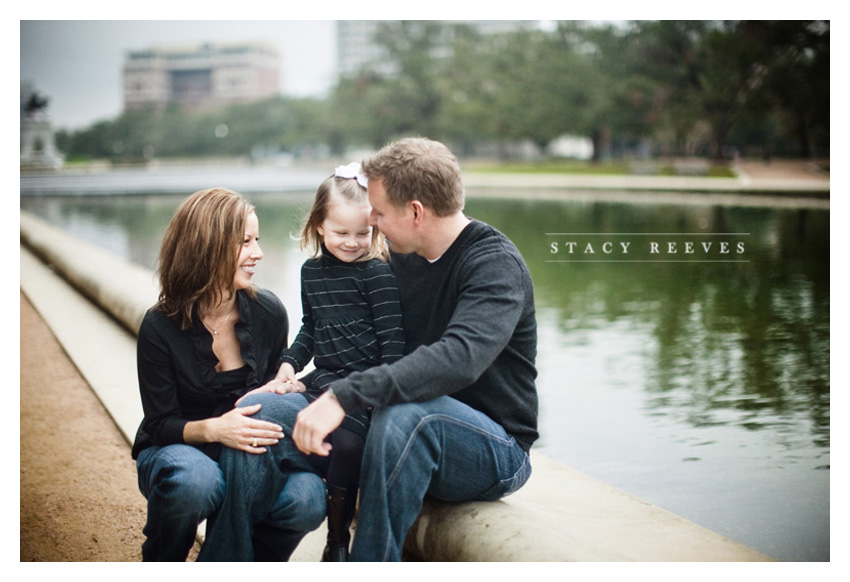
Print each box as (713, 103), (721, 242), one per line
(292, 391), (346, 456)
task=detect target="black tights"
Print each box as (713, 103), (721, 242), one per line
(325, 426), (365, 491)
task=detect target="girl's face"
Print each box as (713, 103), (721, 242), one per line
(317, 199), (373, 263)
(233, 212), (263, 290)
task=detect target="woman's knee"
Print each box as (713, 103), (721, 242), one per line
(142, 445), (224, 513)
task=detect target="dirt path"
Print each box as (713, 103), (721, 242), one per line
(19, 291), (200, 561)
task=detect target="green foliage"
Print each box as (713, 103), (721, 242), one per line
(60, 20), (829, 162)
(61, 97), (331, 162)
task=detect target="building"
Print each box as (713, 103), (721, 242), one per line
(336, 21), (541, 77)
(123, 42), (281, 111)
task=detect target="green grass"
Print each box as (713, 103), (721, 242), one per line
(465, 160), (630, 175)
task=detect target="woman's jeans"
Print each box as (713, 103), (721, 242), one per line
(349, 396), (532, 561)
(136, 441), (326, 562)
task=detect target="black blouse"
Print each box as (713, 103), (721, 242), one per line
(131, 288), (289, 459)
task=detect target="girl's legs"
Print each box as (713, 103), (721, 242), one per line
(322, 427), (365, 561)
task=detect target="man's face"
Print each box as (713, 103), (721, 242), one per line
(367, 178), (416, 255)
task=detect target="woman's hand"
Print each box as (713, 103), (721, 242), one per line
(200, 404), (285, 454)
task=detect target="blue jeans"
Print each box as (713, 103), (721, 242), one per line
(350, 396), (532, 561)
(195, 393), (330, 561)
(137, 441), (326, 562)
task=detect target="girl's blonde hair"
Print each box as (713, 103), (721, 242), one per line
(300, 174), (388, 261)
(156, 188), (256, 329)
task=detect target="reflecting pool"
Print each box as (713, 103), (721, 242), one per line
(20, 188), (829, 561)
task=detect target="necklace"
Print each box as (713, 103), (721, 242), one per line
(202, 311), (233, 336)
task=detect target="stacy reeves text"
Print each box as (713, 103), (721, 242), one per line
(546, 234), (749, 262)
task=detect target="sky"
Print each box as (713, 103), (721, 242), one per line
(20, 20), (338, 130)
(18, 10), (834, 132)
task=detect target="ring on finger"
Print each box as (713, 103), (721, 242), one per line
(251, 438), (258, 447)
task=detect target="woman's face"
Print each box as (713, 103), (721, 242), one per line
(233, 212), (263, 290)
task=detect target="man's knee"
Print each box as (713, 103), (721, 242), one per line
(370, 402), (430, 434)
(365, 402), (443, 464)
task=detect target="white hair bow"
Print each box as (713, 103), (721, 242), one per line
(334, 162), (368, 189)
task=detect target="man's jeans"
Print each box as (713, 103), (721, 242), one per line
(137, 440), (325, 562)
(195, 393), (330, 561)
(350, 396), (532, 561)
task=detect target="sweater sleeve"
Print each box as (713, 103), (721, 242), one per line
(136, 314), (190, 446)
(332, 244), (525, 411)
(366, 261), (405, 364)
(279, 268), (315, 372)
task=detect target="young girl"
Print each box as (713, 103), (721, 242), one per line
(275, 162), (404, 561)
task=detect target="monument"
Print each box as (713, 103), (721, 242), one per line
(21, 82), (64, 170)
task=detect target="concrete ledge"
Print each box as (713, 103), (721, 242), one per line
(19, 210), (771, 561)
(405, 452), (769, 561)
(20, 212), (157, 335)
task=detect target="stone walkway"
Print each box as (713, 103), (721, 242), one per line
(20, 292), (153, 561)
(733, 158), (829, 182)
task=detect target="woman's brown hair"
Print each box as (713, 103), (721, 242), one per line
(155, 188), (256, 329)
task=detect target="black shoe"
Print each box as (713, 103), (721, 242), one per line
(320, 485), (357, 562)
(321, 542), (350, 562)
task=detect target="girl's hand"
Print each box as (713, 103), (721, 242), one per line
(235, 377), (305, 407)
(207, 404), (285, 454)
(274, 362), (300, 385)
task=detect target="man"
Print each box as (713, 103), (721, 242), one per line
(293, 137), (539, 561)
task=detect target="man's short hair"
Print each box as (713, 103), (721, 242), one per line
(361, 137), (464, 217)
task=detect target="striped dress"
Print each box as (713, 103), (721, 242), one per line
(280, 248), (405, 394)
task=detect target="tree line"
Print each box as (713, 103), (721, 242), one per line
(57, 20), (829, 163)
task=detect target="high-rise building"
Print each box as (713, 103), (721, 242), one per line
(123, 42), (281, 111)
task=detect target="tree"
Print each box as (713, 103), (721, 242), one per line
(752, 20), (829, 158)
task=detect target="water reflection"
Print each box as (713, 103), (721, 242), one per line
(20, 191), (829, 561)
(466, 197), (828, 449)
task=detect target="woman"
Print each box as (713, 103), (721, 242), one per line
(131, 188), (326, 561)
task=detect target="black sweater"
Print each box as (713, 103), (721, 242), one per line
(131, 288), (289, 459)
(331, 220), (539, 452)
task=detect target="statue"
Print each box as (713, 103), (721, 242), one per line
(21, 84), (63, 170)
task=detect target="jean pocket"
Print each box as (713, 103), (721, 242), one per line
(475, 452), (532, 502)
